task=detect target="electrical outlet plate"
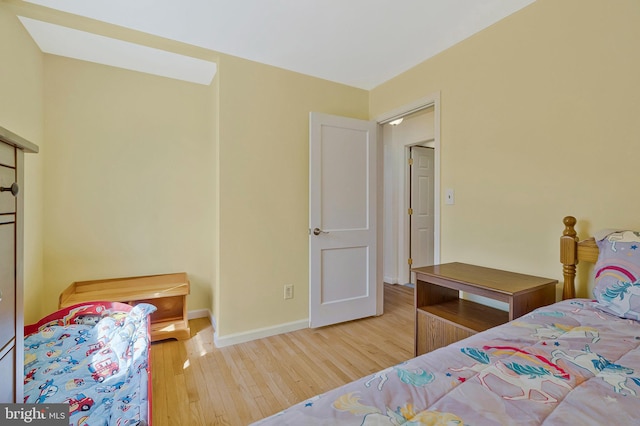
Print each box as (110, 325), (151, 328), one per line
(445, 188), (455, 205)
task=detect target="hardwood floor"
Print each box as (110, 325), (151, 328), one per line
(150, 283), (414, 425)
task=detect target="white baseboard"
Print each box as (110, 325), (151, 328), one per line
(187, 309), (216, 329)
(384, 275), (398, 284)
(213, 319), (308, 348)
(187, 309), (210, 320)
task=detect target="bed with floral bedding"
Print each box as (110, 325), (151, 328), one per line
(24, 301), (155, 426)
(254, 216), (640, 425)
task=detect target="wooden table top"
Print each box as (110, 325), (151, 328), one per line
(59, 272), (189, 308)
(412, 262), (557, 296)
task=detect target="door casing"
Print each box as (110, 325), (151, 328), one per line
(377, 92), (441, 285)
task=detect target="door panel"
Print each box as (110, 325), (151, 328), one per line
(321, 246), (368, 303)
(320, 126), (368, 230)
(309, 112), (377, 328)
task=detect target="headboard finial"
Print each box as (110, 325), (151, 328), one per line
(563, 216), (577, 238)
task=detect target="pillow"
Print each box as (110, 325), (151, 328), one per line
(593, 230), (640, 320)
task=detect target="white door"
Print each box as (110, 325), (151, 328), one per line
(309, 112), (377, 328)
(410, 146), (434, 275)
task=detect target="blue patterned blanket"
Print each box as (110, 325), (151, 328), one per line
(24, 302), (155, 426)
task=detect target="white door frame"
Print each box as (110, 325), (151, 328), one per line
(376, 92), (441, 284)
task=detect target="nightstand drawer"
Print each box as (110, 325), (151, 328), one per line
(0, 166), (16, 214)
(416, 310), (474, 356)
(0, 143), (14, 167)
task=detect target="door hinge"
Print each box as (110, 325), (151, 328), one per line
(408, 208), (413, 215)
(408, 258), (413, 265)
(408, 158), (413, 166)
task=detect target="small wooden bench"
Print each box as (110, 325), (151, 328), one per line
(59, 272), (191, 342)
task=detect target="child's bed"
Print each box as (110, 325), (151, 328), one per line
(254, 216), (640, 425)
(24, 301), (155, 426)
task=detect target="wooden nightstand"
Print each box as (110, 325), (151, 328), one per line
(412, 262), (557, 356)
(59, 272), (191, 342)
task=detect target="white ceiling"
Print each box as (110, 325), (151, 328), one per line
(19, 17), (218, 85)
(21, 0), (536, 89)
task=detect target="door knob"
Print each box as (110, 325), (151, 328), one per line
(0, 182), (18, 197)
(312, 228), (329, 236)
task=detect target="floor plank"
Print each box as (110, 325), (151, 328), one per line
(151, 283), (414, 425)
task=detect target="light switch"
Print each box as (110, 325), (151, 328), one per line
(445, 189), (455, 205)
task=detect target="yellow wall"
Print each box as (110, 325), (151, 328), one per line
(0, 4), (45, 324)
(216, 54), (369, 337)
(370, 0), (640, 297)
(37, 50), (369, 339)
(42, 56), (216, 316)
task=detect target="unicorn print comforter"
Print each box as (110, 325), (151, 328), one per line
(254, 299), (640, 425)
(24, 302), (155, 426)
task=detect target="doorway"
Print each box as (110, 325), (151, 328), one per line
(378, 94), (440, 286)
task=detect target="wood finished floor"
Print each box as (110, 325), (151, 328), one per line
(150, 283), (414, 425)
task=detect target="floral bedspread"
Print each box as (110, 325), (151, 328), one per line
(24, 302), (156, 426)
(254, 299), (640, 425)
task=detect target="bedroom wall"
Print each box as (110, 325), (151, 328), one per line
(42, 56), (216, 317)
(215, 54), (369, 342)
(370, 0), (640, 297)
(0, 4), (45, 324)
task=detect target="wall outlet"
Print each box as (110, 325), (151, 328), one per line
(284, 284), (294, 300)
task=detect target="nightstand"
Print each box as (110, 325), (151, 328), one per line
(413, 262), (557, 356)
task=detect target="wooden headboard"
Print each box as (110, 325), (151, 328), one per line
(560, 216), (599, 300)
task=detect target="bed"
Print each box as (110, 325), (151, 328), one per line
(254, 216), (640, 425)
(23, 301), (155, 426)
